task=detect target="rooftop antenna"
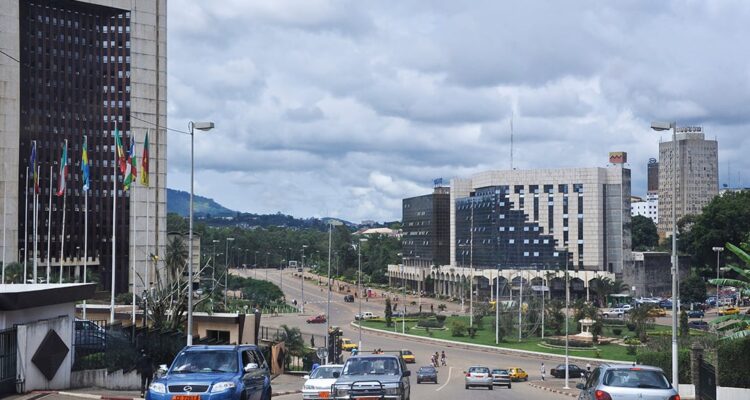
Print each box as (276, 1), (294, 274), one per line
(510, 112), (514, 170)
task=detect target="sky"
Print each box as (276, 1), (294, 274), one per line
(165, 1), (750, 223)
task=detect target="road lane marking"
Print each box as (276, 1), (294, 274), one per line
(436, 366), (453, 391)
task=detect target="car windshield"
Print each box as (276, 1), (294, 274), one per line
(492, 369), (508, 374)
(310, 367), (342, 379)
(343, 357), (400, 376)
(402, 351), (412, 355)
(469, 367), (489, 373)
(419, 367), (436, 373)
(171, 351), (238, 373)
(603, 369), (670, 389)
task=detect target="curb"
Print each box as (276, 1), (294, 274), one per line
(352, 322), (624, 364)
(272, 390), (302, 397)
(526, 382), (578, 398)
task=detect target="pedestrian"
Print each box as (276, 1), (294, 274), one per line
(311, 336), (315, 347)
(586, 362), (591, 373)
(419, 305), (423, 313)
(430, 304), (434, 313)
(540, 362), (545, 381)
(136, 349), (154, 397)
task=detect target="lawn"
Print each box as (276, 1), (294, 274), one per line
(357, 316), (681, 362)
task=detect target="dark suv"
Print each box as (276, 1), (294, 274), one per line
(147, 345), (272, 400)
(332, 354), (411, 400)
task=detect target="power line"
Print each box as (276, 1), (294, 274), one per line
(129, 114), (190, 135)
(0, 49), (22, 64)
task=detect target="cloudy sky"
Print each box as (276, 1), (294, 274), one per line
(165, 1), (750, 223)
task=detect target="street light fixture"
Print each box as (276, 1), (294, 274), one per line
(326, 219), (343, 363)
(301, 244), (308, 314)
(713, 247), (724, 305)
(651, 120), (679, 390)
(356, 238), (368, 350)
(564, 250), (570, 390)
(187, 120), (215, 346)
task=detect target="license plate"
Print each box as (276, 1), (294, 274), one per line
(318, 391), (330, 398)
(173, 396), (200, 400)
(358, 397), (379, 400)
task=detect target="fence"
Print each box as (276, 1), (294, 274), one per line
(0, 328), (17, 396)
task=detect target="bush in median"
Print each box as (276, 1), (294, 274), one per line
(451, 320), (467, 337)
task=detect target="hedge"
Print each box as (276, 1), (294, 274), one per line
(544, 338), (594, 348)
(417, 319), (444, 328)
(717, 336), (750, 388)
(636, 349), (691, 384)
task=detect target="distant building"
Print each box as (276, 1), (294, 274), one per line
(402, 187), (450, 267)
(657, 127), (718, 236)
(624, 252), (690, 297)
(719, 187), (749, 196)
(647, 158), (659, 193)
(631, 193), (658, 224)
(356, 227), (400, 238)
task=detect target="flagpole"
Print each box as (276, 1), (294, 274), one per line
(46, 165), (52, 283)
(24, 166), (28, 282)
(33, 165), (39, 283)
(2, 163), (6, 283)
(110, 123), (118, 324)
(129, 134), (137, 325)
(83, 173), (88, 319)
(144, 129), (150, 325)
(59, 140), (67, 283)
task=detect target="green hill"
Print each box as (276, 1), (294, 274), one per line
(167, 188), (235, 217)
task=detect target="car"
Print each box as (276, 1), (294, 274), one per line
(147, 345), (272, 400)
(74, 319), (108, 351)
(307, 314), (327, 324)
(688, 321), (709, 331)
(400, 350), (416, 364)
(340, 338), (358, 352)
(647, 307), (667, 317)
(576, 363), (678, 400)
(464, 366), (493, 390)
(490, 369), (512, 388)
(302, 364), (343, 400)
(551, 364), (584, 378)
(416, 366), (438, 384)
(297, 268), (303, 272)
(601, 308), (626, 319)
(719, 307), (740, 316)
(507, 367), (528, 382)
(343, 295), (354, 303)
(331, 354), (410, 400)
(659, 299), (673, 310)
(687, 309), (705, 318)
(354, 312), (375, 321)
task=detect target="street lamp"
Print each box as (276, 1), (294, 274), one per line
(713, 247), (724, 305)
(651, 120), (679, 389)
(564, 250), (570, 390)
(356, 238), (368, 350)
(212, 240), (219, 292)
(187, 120), (214, 346)
(326, 219), (343, 363)
(225, 237), (235, 308)
(301, 244), (308, 314)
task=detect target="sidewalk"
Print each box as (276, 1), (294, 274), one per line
(526, 379), (581, 398)
(8, 374), (303, 400)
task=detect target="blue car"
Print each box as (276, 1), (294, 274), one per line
(147, 345), (272, 400)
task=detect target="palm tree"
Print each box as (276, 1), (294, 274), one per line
(2, 262), (23, 283)
(590, 277), (628, 307)
(165, 235), (188, 285)
(276, 324), (306, 368)
(709, 242), (750, 340)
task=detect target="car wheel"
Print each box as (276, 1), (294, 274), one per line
(465, 385), (469, 389)
(524, 377), (528, 382)
(488, 385), (493, 390)
(508, 384), (512, 389)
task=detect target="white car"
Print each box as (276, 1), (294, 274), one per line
(303, 364), (344, 400)
(601, 308), (627, 318)
(355, 312), (376, 320)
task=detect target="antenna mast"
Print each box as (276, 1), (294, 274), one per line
(510, 112), (514, 170)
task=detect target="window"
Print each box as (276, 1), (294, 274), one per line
(533, 252), (539, 257)
(509, 239), (515, 244)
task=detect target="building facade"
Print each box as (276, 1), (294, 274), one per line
(401, 186), (450, 267)
(647, 158), (659, 193)
(657, 127), (718, 236)
(451, 166), (632, 273)
(0, 0), (167, 294)
(631, 192), (658, 224)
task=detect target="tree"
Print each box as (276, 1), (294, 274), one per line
(276, 325), (306, 368)
(679, 310), (689, 338)
(631, 215), (659, 250)
(2, 262), (23, 283)
(590, 277), (627, 307)
(385, 298), (393, 327)
(681, 191), (750, 267)
(709, 241), (750, 340)
(165, 235), (188, 285)
(680, 273), (707, 304)
(546, 299), (565, 336)
(629, 304), (656, 342)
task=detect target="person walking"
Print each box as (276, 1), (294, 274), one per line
(136, 349), (154, 397)
(540, 362), (546, 381)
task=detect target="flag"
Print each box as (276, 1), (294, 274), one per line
(56, 140), (68, 196)
(82, 135), (90, 191)
(140, 131), (149, 186)
(29, 141), (39, 193)
(114, 124), (127, 174)
(123, 138), (134, 191)
(129, 136), (138, 179)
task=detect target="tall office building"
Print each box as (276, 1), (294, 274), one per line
(657, 127), (718, 236)
(647, 158), (658, 193)
(451, 165), (631, 273)
(402, 186), (450, 267)
(0, 0), (167, 294)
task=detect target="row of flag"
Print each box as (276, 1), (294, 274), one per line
(27, 127), (150, 196)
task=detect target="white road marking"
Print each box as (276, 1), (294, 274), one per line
(436, 366), (453, 392)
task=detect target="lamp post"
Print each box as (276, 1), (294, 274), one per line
(211, 239), (219, 292)
(713, 247), (724, 305)
(301, 244), (308, 314)
(326, 220), (343, 363)
(651, 121), (679, 390)
(254, 250), (259, 279)
(564, 251), (570, 390)
(357, 238), (368, 350)
(187, 121), (214, 346)
(265, 252), (269, 280)
(225, 237), (235, 308)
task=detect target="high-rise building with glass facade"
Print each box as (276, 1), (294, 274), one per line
(647, 158), (658, 193)
(402, 186), (450, 267)
(0, 0), (167, 293)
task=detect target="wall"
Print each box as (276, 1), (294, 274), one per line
(0, 302), (75, 330)
(17, 315), (73, 391)
(718, 386), (750, 400)
(625, 252), (690, 297)
(71, 368), (140, 390)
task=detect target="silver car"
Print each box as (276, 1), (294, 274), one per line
(465, 366), (493, 390)
(577, 364), (679, 400)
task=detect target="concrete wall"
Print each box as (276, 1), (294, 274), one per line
(718, 386), (750, 400)
(17, 315), (73, 391)
(71, 368), (140, 390)
(624, 252), (690, 297)
(0, 302), (75, 331)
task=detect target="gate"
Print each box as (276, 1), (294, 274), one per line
(0, 328), (17, 396)
(699, 359), (716, 400)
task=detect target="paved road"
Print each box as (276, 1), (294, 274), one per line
(243, 268), (574, 400)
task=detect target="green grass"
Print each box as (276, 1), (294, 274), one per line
(360, 316), (649, 362)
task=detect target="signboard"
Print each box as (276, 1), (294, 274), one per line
(609, 151), (627, 164)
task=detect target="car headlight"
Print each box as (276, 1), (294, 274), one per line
(384, 386), (401, 395)
(333, 385), (349, 397)
(211, 382), (236, 392)
(149, 383), (166, 394)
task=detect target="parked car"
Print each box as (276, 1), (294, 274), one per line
(576, 364), (678, 400)
(354, 312), (375, 321)
(147, 345), (271, 400)
(416, 366), (438, 384)
(507, 367), (528, 381)
(647, 307), (667, 317)
(659, 299), (673, 310)
(687, 309), (705, 318)
(343, 295), (354, 303)
(719, 307), (740, 316)
(601, 308), (627, 319)
(307, 314), (327, 324)
(551, 364), (584, 378)
(341, 338), (358, 352)
(400, 350), (416, 364)
(331, 354), (410, 400)
(302, 364), (343, 400)
(490, 369), (512, 388)
(464, 366), (493, 390)
(74, 319), (107, 351)
(688, 321), (709, 331)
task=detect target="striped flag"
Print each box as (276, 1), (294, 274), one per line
(82, 135), (90, 191)
(123, 137), (135, 190)
(29, 141), (39, 194)
(56, 140), (68, 196)
(114, 124), (127, 174)
(140, 130), (149, 186)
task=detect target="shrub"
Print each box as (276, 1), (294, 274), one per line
(626, 344), (637, 355)
(623, 337), (641, 346)
(451, 320), (467, 337)
(602, 319), (626, 326)
(626, 323), (636, 332)
(435, 314), (447, 324)
(417, 319), (444, 328)
(438, 304), (447, 312)
(717, 336), (750, 387)
(636, 349), (691, 384)
(612, 328), (622, 336)
(544, 338), (593, 348)
(467, 327), (478, 338)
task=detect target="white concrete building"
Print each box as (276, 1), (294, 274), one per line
(631, 192), (659, 224)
